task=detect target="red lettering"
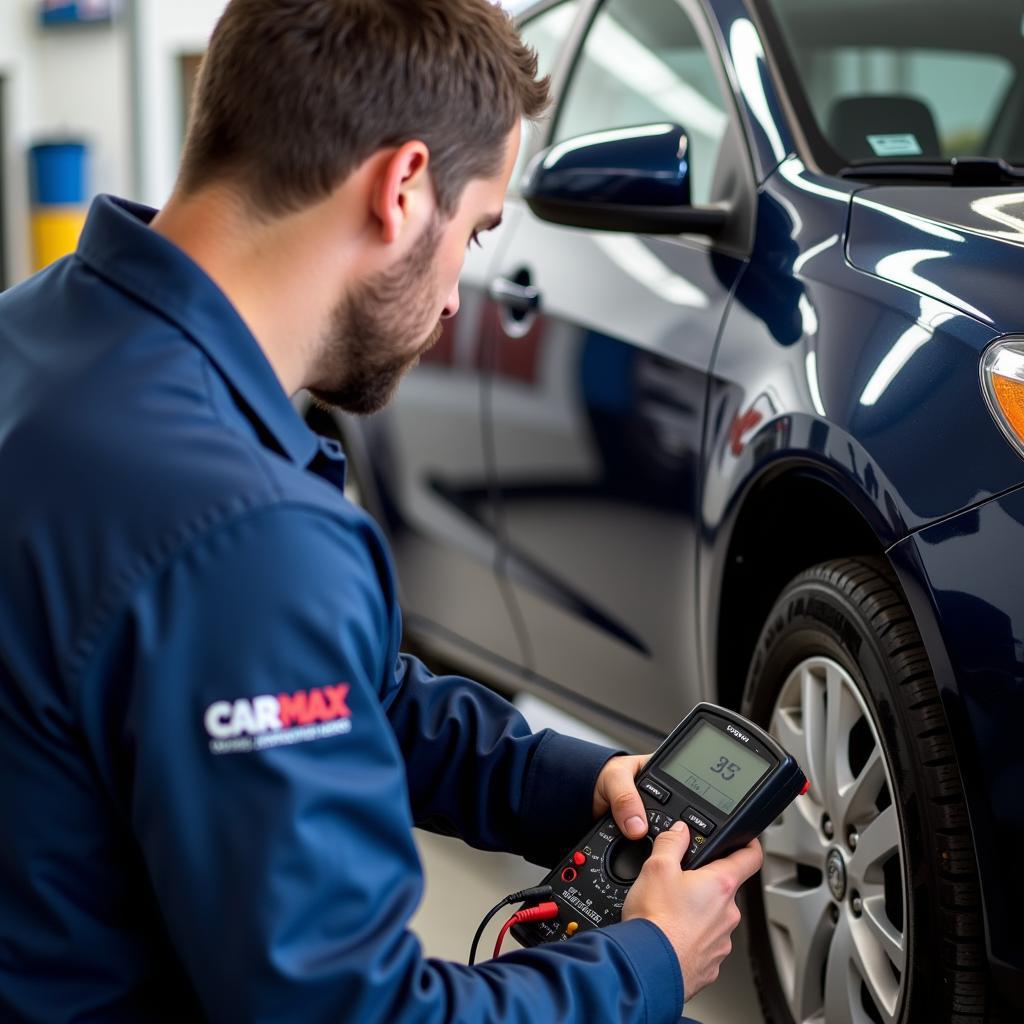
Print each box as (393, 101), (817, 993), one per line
(325, 684), (351, 719)
(276, 685), (351, 728)
(277, 691), (308, 727)
(306, 688), (329, 723)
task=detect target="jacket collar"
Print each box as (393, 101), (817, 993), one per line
(75, 194), (318, 468)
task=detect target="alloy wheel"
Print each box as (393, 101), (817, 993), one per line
(760, 656), (907, 1024)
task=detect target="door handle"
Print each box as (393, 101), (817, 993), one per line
(489, 275), (541, 315)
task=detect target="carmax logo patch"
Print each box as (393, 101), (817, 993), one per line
(204, 684), (352, 755)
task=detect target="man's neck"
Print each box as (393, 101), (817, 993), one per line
(150, 187), (332, 395)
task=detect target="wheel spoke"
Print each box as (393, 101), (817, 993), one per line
(848, 805), (899, 886)
(763, 880), (834, 1021)
(773, 705), (806, 769)
(800, 665), (828, 805)
(850, 911), (902, 1023)
(824, 664), (859, 817)
(823, 913), (862, 1024)
(861, 891), (906, 973)
(838, 746), (886, 833)
(762, 799), (826, 867)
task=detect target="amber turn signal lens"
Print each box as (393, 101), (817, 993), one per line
(982, 340), (1024, 457)
(992, 375), (1024, 439)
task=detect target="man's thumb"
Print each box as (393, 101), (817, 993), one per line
(652, 820), (691, 862)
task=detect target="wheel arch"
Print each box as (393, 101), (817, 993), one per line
(711, 462), (889, 712)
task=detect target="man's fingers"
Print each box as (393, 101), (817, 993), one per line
(650, 820), (691, 860)
(713, 837), (764, 886)
(604, 757), (649, 838)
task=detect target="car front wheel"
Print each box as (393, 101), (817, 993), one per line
(741, 557), (991, 1024)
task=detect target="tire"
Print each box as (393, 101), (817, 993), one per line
(740, 557), (992, 1024)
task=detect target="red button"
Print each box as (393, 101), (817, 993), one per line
(800, 780), (810, 796)
(572, 851), (586, 866)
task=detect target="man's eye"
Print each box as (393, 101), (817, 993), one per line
(468, 231), (483, 251)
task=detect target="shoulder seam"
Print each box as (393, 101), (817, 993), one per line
(197, 354), (285, 501)
(64, 499), (374, 696)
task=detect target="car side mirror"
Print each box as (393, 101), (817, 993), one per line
(521, 123), (728, 236)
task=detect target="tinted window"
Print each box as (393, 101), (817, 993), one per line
(552, 0), (730, 204)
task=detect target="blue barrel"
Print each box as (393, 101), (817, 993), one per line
(29, 140), (89, 271)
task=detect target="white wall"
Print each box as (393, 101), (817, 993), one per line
(0, 0), (229, 285)
(0, 0), (133, 285)
(0, 1), (37, 284)
(134, 0), (227, 208)
(34, 14), (132, 197)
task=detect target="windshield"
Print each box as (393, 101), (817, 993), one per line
(758, 0), (1023, 170)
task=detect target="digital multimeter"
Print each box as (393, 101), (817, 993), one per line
(512, 702), (807, 948)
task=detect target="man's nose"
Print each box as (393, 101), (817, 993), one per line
(442, 282), (460, 320)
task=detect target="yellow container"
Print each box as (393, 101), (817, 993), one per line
(31, 205), (87, 272)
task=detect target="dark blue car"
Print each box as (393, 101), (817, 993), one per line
(304, 0), (1024, 1020)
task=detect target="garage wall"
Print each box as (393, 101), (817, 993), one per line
(0, 0), (229, 286)
(133, 0), (228, 208)
(34, 14), (133, 198)
(0, 0), (133, 285)
(0, 2), (36, 285)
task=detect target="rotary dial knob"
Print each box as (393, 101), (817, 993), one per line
(604, 836), (654, 885)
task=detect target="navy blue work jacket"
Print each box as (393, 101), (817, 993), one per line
(0, 196), (685, 1022)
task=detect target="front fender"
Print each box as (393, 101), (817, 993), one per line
(889, 486), (1024, 1009)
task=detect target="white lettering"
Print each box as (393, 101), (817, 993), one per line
(230, 699), (258, 737)
(253, 696), (282, 733)
(204, 701), (234, 739)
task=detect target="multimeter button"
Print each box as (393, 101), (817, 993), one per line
(688, 835), (709, 857)
(640, 779), (671, 804)
(682, 807), (715, 836)
(566, 921), (579, 937)
(572, 851), (586, 866)
(800, 779), (810, 796)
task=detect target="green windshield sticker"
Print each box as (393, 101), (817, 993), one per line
(866, 133), (923, 157)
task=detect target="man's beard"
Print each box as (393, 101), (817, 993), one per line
(308, 216), (445, 415)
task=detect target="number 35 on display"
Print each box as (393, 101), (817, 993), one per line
(711, 756), (740, 782)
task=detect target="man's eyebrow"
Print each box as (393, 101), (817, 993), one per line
(477, 213), (504, 233)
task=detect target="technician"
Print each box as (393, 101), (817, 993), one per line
(0, 1), (762, 1021)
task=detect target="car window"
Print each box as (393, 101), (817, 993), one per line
(762, 0), (1020, 164)
(813, 50), (1011, 160)
(511, 0), (584, 192)
(552, 0), (730, 206)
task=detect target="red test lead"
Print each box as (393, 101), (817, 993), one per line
(492, 902), (559, 959)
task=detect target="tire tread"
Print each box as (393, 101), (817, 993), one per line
(744, 556), (996, 1023)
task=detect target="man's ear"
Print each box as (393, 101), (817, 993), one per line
(372, 141), (433, 245)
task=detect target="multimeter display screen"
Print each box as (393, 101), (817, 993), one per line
(661, 723), (770, 813)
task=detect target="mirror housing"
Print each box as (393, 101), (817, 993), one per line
(521, 123), (728, 236)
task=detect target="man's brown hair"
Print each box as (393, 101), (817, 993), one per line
(179, 0), (550, 218)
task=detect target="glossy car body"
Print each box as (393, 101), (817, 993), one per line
(314, 0), (1024, 1007)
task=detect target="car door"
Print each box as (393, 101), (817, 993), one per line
(487, 0), (755, 732)
(348, 0), (586, 670)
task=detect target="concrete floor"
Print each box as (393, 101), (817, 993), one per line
(409, 694), (765, 1023)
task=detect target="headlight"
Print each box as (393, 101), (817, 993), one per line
(982, 338), (1024, 459)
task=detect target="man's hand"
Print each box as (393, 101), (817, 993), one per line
(622, 822), (763, 1001)
(593, 753), (650, 840)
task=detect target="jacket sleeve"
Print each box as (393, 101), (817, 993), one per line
(90, 503), (683, 1024)
(383, 651), (624, 868)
